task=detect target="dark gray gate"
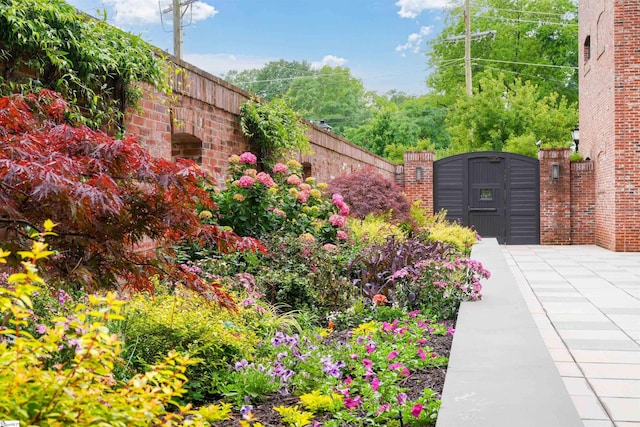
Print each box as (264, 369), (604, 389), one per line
(434, 152), (539, 244)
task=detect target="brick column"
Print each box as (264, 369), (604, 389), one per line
(570, 161), (596, 244)
(539, 148), (571, 244)
(403, 151), (434, 212)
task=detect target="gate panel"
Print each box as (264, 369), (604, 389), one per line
(434, 152), (540, 244)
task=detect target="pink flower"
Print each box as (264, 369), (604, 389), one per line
(287, 174), (303, 185)
(329, 214), (346, 227)
(387, 350), (399, 361)
(366, 344), (376, 354)
(376, 404), (390, 416)
(323, 244), (339, 252)
(344, 376), (352, 385)
(273, 163), (289, 174)
(256, 172), (275, 187)
(447, 327), (456, 336)
(417, 347), (426, 361)
(244, 168), (258, 177)
(237, 176), (255, 188)
(337, 230), (348, 240)
(411, 404), (423, 418)
(362, 358), (373, 368)
(35, 324), (47, 334)
(388, 362), (404, 371)
(344, 396), (362, 409)
(297, 190), (310, 203)
(299, 183), (312, 191)
(371, 377), (380, 391)
(239, 152), (257, 164)
(349, 353), (359, 360)
(408, 310), (420, 318)
(400, 367), (410, 376)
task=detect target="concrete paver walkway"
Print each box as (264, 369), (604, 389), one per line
(502, 245), (640, 427)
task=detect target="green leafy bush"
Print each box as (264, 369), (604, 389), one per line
(0, 224), (231, 425)
(348, 213), (407, 246)
(411, 204), (478, 255)
(239, 98), (310, 167)
(119, 287), (262, 403)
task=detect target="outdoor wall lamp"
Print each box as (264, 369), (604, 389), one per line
(571, 125), (580, 152)
(551, 163), (560, 181)
(415, 166), (424, 182)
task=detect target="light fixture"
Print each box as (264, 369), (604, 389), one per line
(571, 125), (580, 152)
(415, 167), (423, 182)
(551, 163), (560, 181)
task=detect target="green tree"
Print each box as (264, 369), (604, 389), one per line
(428, 0), (578, 104)
(443, 72), (577, 157)
(344, 93), (450, 160)
(285, 66), (371, 136)
(225, 59), (315, 101)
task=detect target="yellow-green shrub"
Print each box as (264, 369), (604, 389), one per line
(347, 213), (406, 246)
(411, 203), (477, 253)
(0, 223), (230, 426)
(120, 287), (262, 402)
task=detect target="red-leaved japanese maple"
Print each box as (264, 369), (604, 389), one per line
(0, 90), (262, 308)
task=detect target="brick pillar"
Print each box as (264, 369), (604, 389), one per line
(403, 151), (434, 212)
(539, 148), (571, 244)
(570, 160), (596, 244)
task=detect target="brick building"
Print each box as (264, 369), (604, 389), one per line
(578, 0), (640, 251)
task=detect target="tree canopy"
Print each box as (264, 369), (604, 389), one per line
(427, 0), (579, 104)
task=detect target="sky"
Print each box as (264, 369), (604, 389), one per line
(68, 0), (459, 95)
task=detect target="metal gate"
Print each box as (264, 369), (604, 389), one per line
(433, 152), (540, 244)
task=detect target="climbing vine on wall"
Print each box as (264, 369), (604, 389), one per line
(0, 0), (170, 131)
(240, 97), (310, 167)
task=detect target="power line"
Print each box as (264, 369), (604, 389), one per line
(473, 15), (578, 27)
(471, 6), (576, 18)
(472, 58), (577, 70)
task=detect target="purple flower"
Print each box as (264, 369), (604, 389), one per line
(235, 359), (249, 371)
(35, 324), (47, 334)
(397, 392), (408, 405)
(447, 327), (456, 336)
(240, 405), (253, 416)
(376, 404), (390, 416)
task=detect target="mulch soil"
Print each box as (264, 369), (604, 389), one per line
(215, 327), (454, 427)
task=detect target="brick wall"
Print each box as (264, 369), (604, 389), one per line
(539, 149), (572, 244)
(126, 58), (395, 186)
(579, 0), (640, 251)
(402, 151), (434, 212)
(570, 161), (596, 244)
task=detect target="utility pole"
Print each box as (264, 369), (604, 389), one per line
(161, 0), (198, 60)
(173, 0), (181, 59)
(464, 0), (472, 95)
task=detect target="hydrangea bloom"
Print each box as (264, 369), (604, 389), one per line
(239, 152), (257, 164)
(256, 171), (275, 187)
(272, 162), (289, 174)
(237, 176), (255, 188)
(287, 174), (303, 185)
(329, 214), (346, 227)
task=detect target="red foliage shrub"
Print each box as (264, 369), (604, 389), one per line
(327, 167), (411, 223)
(0, 91), (261, 308)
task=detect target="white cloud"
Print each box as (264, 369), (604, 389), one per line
(311, 55), (348, 70)
(395, 0), (456, 19)
(395, 26), (432, 54)
(103, 0), (217, 26)
(183, 53), (272, 77)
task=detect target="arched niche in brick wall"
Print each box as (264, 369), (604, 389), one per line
(171, 133), (203, 165)
(302, 162), (312, 179)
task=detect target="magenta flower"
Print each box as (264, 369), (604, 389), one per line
(387, 350), (399, 361)
(272, 162), (289, 174)
(371, 377), (380, 391)
(447, 327), (456, 336)
(388, 362), (404, 371)
(344, 396), (362, 409)
(408, 310), (420, 318)
(239, 152), (257, 164)
(417, 347), (427, 361)
(349, 353), (359, 360)
(237, 176), (255, 188)
(411, 404), (423, 418)
(366, 343), (376, 354)
(362, 358), (373, 368)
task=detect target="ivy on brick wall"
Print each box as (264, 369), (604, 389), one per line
(0, 0), (169, 131)
(240, 97), (310, 167)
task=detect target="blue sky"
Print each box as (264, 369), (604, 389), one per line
(68, 0), (458, 95)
